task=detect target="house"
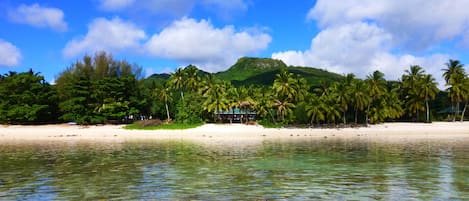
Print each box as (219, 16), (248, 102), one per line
(215, 108), (256, 123)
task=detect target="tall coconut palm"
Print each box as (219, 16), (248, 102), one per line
(202, 82), (229, 122)
(199, 74), (217, 97)
(322, 94), (341, 124)
(170, 68), (186, 101)
(306, 94), (326, 126)
(402, 65), (425, 121)
(332, 74), (354, 124)
(442, 59), (466, 121)
(420, 74), (439, 122)
(253, 87), (276, 123)
(273, 99), (295, 123)
(405, 88), (425, 121)
(365, 71), (387, 124)
(350, 79), (371, 124)
(228, 86), (255, 123)
(402, 65), (425, 89)
(154, 82), (173, 121)
(273, 70), (296, 101)
(443, 59), (465, 83)
(184, 65), (200, 93)
(460, 78), (469, 122)
(292, 74), (308, 103)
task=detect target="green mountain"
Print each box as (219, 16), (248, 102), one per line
(215, 57), (343, 86)
(145, 57), (343, 87)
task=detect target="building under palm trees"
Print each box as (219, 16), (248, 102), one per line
(215, 108), (256, 123)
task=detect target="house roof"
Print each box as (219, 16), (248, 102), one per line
(215, 108), (256, 115)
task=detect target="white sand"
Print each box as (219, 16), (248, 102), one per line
(1, 122), (469, 146)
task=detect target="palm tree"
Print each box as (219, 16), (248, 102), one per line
(314, 80), (331, 96)
(292, 74), (308, 103)
(154, 82), (173, 121)
(406, 88), (425, 121)
(228, 86), (255, 123)
(273, 70), (296, 101)
(273, 99), (295, 123)
(443, 59), (465, 83)
(170, 68), (186, 101)
(402, 65), (425, 89)
(322, 94), (341, 124)
(199, 74), (217, 97)
(442, 59), (466, 121)
(332, 74), (354, 124)
(420, 74), (439, 122)
(460, 78), (469, 122)
(365, 71), (387, 124)
(202, 82), (229, 122)
(306, 94), (326, 126)
(402, 65), (425, 121)
(184, 65), (200, 93)
(253, 87), (276, 123)
(350, 79), (370, 124)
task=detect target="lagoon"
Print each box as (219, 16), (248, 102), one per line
(0, 139), (468, 200)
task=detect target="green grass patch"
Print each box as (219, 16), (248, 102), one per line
(257, 120), (284, 128)
(124, 122), (204, 130)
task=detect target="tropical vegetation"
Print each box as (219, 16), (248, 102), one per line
(0, 52), (467, 127)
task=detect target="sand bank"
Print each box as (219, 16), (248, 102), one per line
(1, 122), (469, 146)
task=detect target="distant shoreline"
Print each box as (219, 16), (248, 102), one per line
(1, 122), (469, 146)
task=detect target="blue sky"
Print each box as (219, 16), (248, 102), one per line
(0, 0), (468, 87)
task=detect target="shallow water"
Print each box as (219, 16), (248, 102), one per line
(0, 139), (468, 200)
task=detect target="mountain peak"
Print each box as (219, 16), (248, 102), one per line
(231, 57), (287, 70)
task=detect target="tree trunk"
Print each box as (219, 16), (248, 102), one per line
(165, 102), (170, 121)
(354, 108), (358, 125)
(426, 100), (430, 123)
(452, 103), (456, 122)
(269, 110), (276, 123)
(343, 111), (346, 125)
(365, 104), (370, 126)
(455, 102), (460, 122)
(180, 91), (184, 102)
(461, 102), (468, 122)
(310, 114), (315, 125)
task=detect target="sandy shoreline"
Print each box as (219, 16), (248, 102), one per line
(1, 122), (469, 146)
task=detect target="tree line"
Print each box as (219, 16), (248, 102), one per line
(0, 52), (467, 126)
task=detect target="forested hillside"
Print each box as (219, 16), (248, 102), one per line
(1, 52), (467, 126)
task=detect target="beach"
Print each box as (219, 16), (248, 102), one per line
(1, 122), (469, 146)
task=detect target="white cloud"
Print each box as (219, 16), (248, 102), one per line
(272, 22), (450, 86)
(307, 0), (469, 50)
(273, 0), (468, 88)
(145, 17), (271, 72)
(0, 39), (21, 67)
(98, 0), (135, 11)
(63, 17), (147, 58)
(8, 3), (67, 32)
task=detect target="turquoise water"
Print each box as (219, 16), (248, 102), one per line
(0, 139), (468, 200)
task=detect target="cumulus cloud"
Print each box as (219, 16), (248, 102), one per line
(273, 22), (394, 77)
(307, 0), (469, 50)
(273, 0), (468, 87)
(0, 39), (21, 67)
(98, 0), (135, 11)
(63, 17), (147, 58)
(8, 3), (67, 32)
(145, 17), (271, 72)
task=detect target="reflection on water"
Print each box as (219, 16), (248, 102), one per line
(0, 139), (468, 200)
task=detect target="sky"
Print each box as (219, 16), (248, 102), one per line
(0, 0), (468, 88)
